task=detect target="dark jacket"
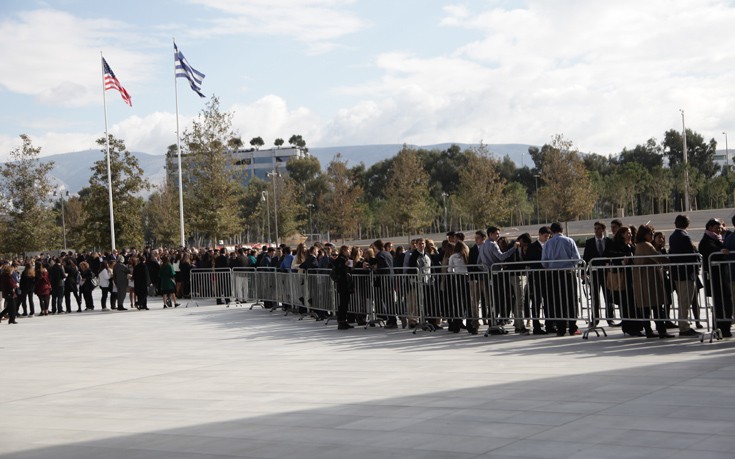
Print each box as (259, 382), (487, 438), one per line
(133, 263), (151, 295)
(299, 254), (319, 271)
(583, 236), (613, 266)
(48, 264), (66, 290)
(669, 228), (699, 281)
(332, 254), (353, 294)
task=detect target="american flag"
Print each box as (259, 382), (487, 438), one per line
(102, 57), (132, 107)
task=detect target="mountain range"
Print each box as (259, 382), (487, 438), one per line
(31, 143), (536, 194)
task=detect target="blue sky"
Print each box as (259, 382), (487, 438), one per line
(1, 0), (734, 159)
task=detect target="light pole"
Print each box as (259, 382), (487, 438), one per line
(723, 131), (729, 174)
(534, 174), (540, 224)
(54, 190), (69, 251)
(680, 109), (690, 212)
(441, 192), (448, 232)
(261, 191), (271, 244)
(267, 170), (280, 245)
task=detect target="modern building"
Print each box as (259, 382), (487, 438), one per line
(166, 146), (307, 186)
(233, 147), (307, 184)
(714, 149), (731, 171)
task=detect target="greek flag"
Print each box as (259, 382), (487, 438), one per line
(174, 42), (206, 98)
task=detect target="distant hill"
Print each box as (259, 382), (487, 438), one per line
(26, 143), (537, 194)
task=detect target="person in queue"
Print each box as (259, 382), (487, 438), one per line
(541, 222), (582, 336)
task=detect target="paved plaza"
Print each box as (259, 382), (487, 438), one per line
(1, 299), (735, 459)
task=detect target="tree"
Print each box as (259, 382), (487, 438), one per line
(274, 138), (284, 149)
(240, 178), (269, 242)
(288, 134), (308, 152)
(648, 166), (673, 214)
(319, 154), (364, 239)
(272, 174), (303, 241)
(663, 128), (719, 177)
(249, 136), (264, 150)
(0, 134), (57, 254)
(79, 134), (149, 250)
(618, 138), (663, 171)
(143, 184), (180, 247)
(539, 135), (596, 222)
(381, 146), (433, 234)
(455, 144), (508, 230)
(182, 96), (244, 245)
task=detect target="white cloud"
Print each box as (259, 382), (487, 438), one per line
(230, 95), (322, 146)
(0, 9), (154, 107)
(188, 0), (369, 54)
(319, 0), (735, 153)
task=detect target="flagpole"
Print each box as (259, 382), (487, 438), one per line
(101, 52), (117, 252)
(173, 38), (186, 248)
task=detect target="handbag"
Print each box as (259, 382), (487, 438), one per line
(605, 271), (625, 291)
(147, 284), (157, 296)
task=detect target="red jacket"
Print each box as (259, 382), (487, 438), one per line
(34, 271), (51, 297)
(1, 272), (17, 297)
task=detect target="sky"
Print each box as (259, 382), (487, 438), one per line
(1, 0), (734, 160)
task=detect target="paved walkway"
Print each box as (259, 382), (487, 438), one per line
(1, 301), (735, 459)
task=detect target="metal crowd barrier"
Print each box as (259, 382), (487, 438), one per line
(489, 259), (590, 337)
(305, 269), (336, 317)
(251, 267), (277, 310)
(232, 267), (258, 307)
(190, 268), (234, 303)
(190, 254), (735, 343)
(587, 254), (708, 341)
(706, 253), (734, 342)
(348, 269), (373, 326)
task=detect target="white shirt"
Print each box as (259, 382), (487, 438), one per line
(448, 253), (468, 273)
(98, 268), (111, 288)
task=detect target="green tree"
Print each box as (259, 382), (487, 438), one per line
(240, 178), (269, 242)
(274, 138), (284, 148)
(288, 134), (308, 152)
(618, 138), (663, 171)
(319, 154), (364, 239)
(249, 136), (264, 150)
(539, 135), (596, 222)
(648, 166), (673, 214)
(663, 128), (719, 177)
(455, 145), (508, 230)
(143, 184), (180, 247)
(79, 134), (149, 250)
(182, 96), (244, 244)
(381, 146), (432, 234)
(0, 134), (57, 254)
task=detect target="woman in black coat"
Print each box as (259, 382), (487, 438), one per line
(699, 219), (733, 338)
(132, 256), (151, 310)
(333, 245), (354, 330)
(604, 226), (643, 336)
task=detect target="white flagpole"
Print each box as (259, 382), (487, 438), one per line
(101, 52), (117, 251)
(173, 38), (186, 247)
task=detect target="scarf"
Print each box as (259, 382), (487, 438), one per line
(705, 230), (723, 243)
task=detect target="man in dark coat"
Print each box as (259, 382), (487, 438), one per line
(214, 248), (230, 304)
(525, 227), (552, 334)
(48, 258), (66, 314)
(669, 214), (702, 337)
(582, 221), (615, 327)
(698, 218), (733, 338)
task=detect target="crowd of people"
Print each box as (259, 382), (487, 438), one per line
(2, 214), (734, 341)
(247, 214), (735, 339)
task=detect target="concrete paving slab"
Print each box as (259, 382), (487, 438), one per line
(2, 299), (735, 458)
